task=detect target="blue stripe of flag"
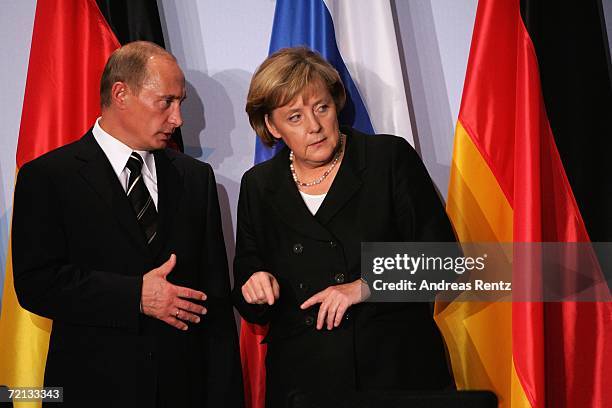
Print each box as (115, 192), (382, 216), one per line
(254, 0), (375, 164)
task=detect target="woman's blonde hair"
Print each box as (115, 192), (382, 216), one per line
(246, 47), (346, 147)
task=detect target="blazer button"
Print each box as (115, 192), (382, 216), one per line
(298, 282), (309, 291)
(293, 243), (304, 254)
(329, 241), (337, 248)
(344, 311), (351, 321)
(305, 316), (315, 326)
(334, 273), (345, 284)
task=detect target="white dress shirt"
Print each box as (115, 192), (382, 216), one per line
(92, 118), (158, 209)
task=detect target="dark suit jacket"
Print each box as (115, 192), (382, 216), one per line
(12, 131), (243, 408)
(233, 127), (455, 408)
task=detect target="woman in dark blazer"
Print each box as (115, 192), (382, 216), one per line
(233, 47), (455, 407)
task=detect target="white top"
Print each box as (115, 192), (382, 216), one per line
(92, 118), (158, 209)
(299, 191), (327, 215)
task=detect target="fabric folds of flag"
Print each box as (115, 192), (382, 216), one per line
(0, 0), (168, 405)
(242, 1), (412, 407)
(436, 0), (612, 407)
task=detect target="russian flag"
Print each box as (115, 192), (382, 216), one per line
(242, 1), (413, 406)
(254, 0), (414, 163)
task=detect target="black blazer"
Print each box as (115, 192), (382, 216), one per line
(233, 127), (454, 407)
(12, 131), (243, 408)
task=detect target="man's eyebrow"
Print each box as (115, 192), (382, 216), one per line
(160, 94), (181, 99)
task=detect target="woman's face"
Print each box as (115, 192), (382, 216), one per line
(265, 80), (340, 169)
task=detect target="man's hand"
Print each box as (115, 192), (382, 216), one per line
(300, 279), (370, 330)
(241, 271), (279, 305)
(141, 254), (207, 330)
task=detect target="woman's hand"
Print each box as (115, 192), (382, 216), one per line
(300, 279), (370, 330)
(241, 271), (280, 305)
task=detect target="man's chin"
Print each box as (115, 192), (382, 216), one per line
(151, 138), (169, 150)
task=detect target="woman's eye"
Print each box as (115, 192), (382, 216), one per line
(288, 114), (301, 122)
(317, 104), (328, 113)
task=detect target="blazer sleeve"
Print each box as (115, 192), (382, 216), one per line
(231, 171), (274, 324)
(389, 138), (459, 314)
(11, 160), (142, 331)
(392, 137), (456, 242)
(198, 164), (244, 408)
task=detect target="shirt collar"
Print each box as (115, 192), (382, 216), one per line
(92, 118), (157, 181)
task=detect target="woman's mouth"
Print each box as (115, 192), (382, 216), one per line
(309, 138), (325, 147)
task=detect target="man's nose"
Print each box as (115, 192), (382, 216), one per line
(168, 103), (183, 128)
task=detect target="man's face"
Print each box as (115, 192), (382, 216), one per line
(122, 56), (186, 151)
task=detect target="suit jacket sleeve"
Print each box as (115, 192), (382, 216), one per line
(392, 137), (456, 242)
(390, 137), (459, 304)
(12, 160), (142, 331)
(231, 171), (274, 324)
(199, 164), (244, 408)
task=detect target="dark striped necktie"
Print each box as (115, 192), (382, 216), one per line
(126, 152), (158, 245)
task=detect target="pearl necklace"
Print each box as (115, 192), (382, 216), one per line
(289, 133), (345, 187)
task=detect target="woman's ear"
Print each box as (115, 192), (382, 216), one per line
(265, 114), (283, 140)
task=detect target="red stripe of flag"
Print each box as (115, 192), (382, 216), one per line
(16, 0), (119, 168)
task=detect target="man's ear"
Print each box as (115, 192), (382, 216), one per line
(264, 114), (282, 140)
(110, 81), (130, 109)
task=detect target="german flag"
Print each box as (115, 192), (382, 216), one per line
(0, 1), (171, 405)
(436, 0), (612, 407)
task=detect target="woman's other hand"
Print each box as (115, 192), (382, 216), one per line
(242, 271), (280, 305)
(300, 279), (370, 330)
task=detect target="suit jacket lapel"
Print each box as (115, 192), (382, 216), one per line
(316, 128), (365, 225)
(264, 128), (367, 239)
(75, 132), (150, 257)
(264, 149), (333, 241)
(151, 149), (182, 258)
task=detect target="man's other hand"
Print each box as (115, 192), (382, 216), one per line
(141, 254), (207, 330)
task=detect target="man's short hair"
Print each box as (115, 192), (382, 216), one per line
(100, 41), (176, 108)
(245, 47), (346, 147)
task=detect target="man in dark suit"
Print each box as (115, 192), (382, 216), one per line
(11, 41), (243, 407)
